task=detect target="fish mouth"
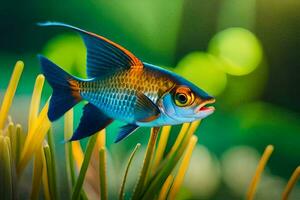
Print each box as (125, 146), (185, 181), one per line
(195, 98), (216, 114)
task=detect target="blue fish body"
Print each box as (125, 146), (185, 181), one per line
(38, 22), (215, 142)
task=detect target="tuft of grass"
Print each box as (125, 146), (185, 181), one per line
(1, 60), (297, 200)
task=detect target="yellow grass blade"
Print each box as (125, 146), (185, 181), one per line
(158, 175), (173, 200)
(168, 135), (198, 199)
(7, 122), (16, 161)
(18, 102), (51, 175)
(72, 141), (84, 169)
(0, 136), (13, 200)
(31, 146), (44, 200)
(0, 61), (24, 130)
(97, 129), (106, 149)
(168, 123), (190, 155)
(152, 126), (171, 170)
(28, 74), (45, 131)
(15, 124), (22, 165)
(246, 145), (274, 200)
(282, 166), (300, 200)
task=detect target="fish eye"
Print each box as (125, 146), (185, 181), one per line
(173, 87), (195, 107)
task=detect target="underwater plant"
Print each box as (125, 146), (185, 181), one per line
(0, 61), (201, 200)
(0, 61), (299, 200)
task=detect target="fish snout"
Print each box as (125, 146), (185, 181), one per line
(194, 97), (216, 114)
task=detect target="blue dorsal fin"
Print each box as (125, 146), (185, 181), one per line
(69, 103), (113, 141)
(115, 124), (139, 143)
(38, 22), (143, 78)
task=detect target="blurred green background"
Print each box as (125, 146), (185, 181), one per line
(0, 0), (299, 199)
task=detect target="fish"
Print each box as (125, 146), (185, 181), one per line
(38, 22), (215, 143)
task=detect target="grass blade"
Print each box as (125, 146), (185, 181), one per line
(47, 129), (58, 199)
(18, 101), (51, 175)
(157, 175), (173, 200)
(119, 143), (141, 200)
(152, 126), (171, 170)
(168, 135), (198, 199)
(140, 121), (200, 199)
(99, 148), (108, 200)
(72, 134), (98, 200)
(43, 142), (58, 200)
(64, 109), (76, 191)
(31, 146), (44, 200)
(132, 127), (160, 200)
(42, 144), (51, 200)
(97, 129), (106, 149)
(282, 166), (300, 200)
(168, 123), (190, 156)
(0, 136), (13, 200)
(15, 124), (22, 166)
(28, 74), (44, 131)
(0, 61), (24, 130)
(246, 145), (274, 200)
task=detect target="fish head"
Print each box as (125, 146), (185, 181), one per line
(158, 79), (215, 124)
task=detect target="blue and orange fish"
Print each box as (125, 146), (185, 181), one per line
(38, 22), (215, 142)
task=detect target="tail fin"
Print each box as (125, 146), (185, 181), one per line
(38, 55), (82, 121)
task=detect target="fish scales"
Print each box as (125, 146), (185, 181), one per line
(39, 22), (215, 142)
(79, 68), (174, 123)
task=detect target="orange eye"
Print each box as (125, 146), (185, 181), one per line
(173, 87), (194, 107)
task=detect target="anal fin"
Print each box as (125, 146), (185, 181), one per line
(69, 103), (113, 141)
(115, 124), (139, 143)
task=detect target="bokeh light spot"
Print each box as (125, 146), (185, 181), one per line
(176, 52), (227, 96)
(43, 34), (86, 77)
(209, 27), (263, 76)
(184, 145), (221, 199)
(221, 146), (261, 196)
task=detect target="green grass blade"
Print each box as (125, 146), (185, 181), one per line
(43, 143), (57, 200)
(72, 134), (98, 200)
(119, 143), (141, 200)
(31, 147), (44, 200)
(47, 129), (58, 199)
(132, 127), (160, 200)
(99, 148), (108, 200)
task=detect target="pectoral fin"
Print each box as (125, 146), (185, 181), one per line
(134, 92), (160, 122)
(115, 124), (139, 143)
(69, 103), (113, 141)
